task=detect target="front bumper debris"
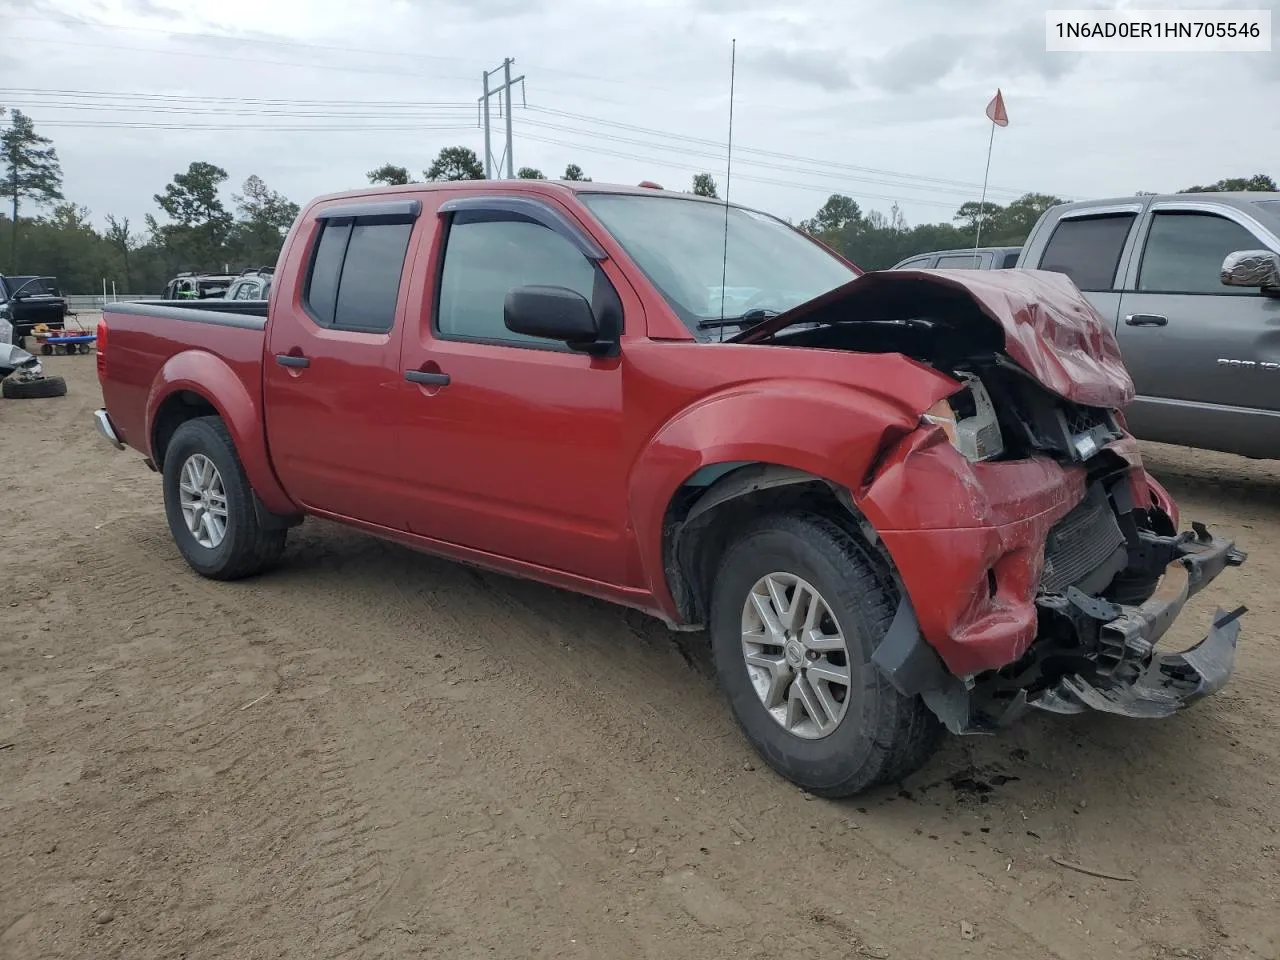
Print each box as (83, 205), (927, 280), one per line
(1029, 528), (1246, 718)
(873, 523), (1247, 734)
(1028, 605), (1244, 718)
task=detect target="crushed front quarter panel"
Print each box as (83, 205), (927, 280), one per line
(856, 423), (1087, 677)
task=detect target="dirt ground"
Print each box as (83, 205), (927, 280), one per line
(2, 356), (1278, 960)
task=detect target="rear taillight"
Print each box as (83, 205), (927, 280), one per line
(96, 317), (107, 379)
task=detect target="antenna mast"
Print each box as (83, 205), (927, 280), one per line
(717, 38), (737, 333)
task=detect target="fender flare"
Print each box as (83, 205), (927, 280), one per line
(626, 380), (942, 623)
(146, 349), (296, 515)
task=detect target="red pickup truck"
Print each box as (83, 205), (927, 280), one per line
(94, 180), (1247, 796)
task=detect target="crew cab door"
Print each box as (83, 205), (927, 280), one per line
(1114, 203), (1280, 419)
(263, 198), (421, 528)
(395, 195), (638, 586)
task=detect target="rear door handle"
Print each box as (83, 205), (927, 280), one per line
(275, 354), (310, 368)
(1124, 314), (1168, 327)
(405, 370), (451, 386)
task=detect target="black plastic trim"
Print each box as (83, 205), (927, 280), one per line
(437, 195), (607, 260)
(315, 199), (422, 221)
(871, 597), (954, 698)
(104, 301), (267, 331)
(404, 369), (450, 386)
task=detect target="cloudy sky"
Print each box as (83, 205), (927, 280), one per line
(2, 0), (1276, 233)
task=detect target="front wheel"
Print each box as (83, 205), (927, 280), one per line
(162, 416), (287, 580)
(709, 512), (944, 797)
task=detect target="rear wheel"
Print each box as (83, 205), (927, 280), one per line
(709, 512), (943, 797)
(162, 416), (286, 580)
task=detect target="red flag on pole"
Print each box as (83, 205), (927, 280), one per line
(985, 89), (1008, 127)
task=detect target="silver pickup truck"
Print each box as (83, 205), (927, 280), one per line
(1016, 192), (1280, 459)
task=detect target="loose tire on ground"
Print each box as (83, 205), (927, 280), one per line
(709, 512), (944, 797)
(2, 375), (68, 399)
(162, 416), (287, 580)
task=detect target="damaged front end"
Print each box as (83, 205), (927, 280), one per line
(1023, 520), (1246, 720)
(736, 266), (1249, 732)
(868, 393), (1249, 734)
(873, 462), (1247, 735)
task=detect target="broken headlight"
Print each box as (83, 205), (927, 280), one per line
(921, 373), (1004, 462)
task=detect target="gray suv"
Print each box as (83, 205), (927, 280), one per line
(1017, 192), (1280, 460)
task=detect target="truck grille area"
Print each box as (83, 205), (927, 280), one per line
(1039, 483), (1128, 596)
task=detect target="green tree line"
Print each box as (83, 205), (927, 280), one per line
(798, 172), (1276, 270)
(3, 106), (1275, 294)
(2, 108), (302, 294)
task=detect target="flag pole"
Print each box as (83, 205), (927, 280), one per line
(974, 118), (996, 252)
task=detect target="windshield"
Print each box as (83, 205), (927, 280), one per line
(579, 193), (857, 334)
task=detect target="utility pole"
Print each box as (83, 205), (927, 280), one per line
(481, 68), (493, 180)
(479, 58), (525, 179)
(503, 58), (515, 179)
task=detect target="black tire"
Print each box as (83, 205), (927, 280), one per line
(2, 375), (68, 399)
(162, 416), (286, 580)
(709, 512), (943, 797)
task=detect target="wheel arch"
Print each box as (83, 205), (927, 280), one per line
(662, 461), (897, 628)
(146, 350), (296, 515)
(627, 381), (929, 627)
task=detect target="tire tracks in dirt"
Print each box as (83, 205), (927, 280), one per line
(2, 522), (391, 960)
(154, 519), (1114, 958)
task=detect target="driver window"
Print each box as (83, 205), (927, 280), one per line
(1138, 212), (1263, 295)
(436, 216), (599, 347)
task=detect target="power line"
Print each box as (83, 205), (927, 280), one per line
(8, 14), (775, 103)
(7, 33), (478, 85)
(515, 132), (965, 211)
(515, 117), (1024, 201)
(1, 88), (475, 107)
(525, 106), (1036, 198)
(2, 87), (1041, 200)
(29, 120), (478, 132)
(6, 102), (476, 120)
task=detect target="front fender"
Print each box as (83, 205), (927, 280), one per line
(628, 377), (955, 621)
(147, 349), (295, 514)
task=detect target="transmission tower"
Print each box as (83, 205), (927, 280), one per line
(479, 58), (526, 179)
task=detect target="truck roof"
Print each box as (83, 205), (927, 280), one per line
(306, 179), (739, 209)
(1051, 191), (1280, 214)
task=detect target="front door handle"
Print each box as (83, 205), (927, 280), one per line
(405, 369), (451, 386)
(1124, 313), (1168, 327)
(275, 354), (310, 368)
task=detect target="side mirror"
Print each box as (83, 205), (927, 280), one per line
(505, 285), (610, 353)
(1221, 249), (1280, 290)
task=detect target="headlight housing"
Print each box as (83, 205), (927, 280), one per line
(921, 373), (1004, 462)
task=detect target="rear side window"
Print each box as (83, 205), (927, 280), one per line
(1038, 214), (1135, 290)
(1001, 251), (1021, 268)
(935, 254), (981, 269)
(1138, 212), (1264, 295)
(305, 216), (414, 333)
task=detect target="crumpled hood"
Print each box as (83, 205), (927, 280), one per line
(729, 267), (1136, 409)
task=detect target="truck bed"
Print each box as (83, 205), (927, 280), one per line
(99, 300), (269, 458)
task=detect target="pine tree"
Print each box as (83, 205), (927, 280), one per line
(1, 108), (65, 268)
